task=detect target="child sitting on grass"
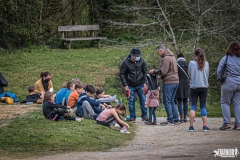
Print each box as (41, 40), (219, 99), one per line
(55, 82), (68, 104)
(68, 83), (84, 108)
(43, 91), (83, 122)
(21, 86), (43, 104)
(96, 103), (130, 133)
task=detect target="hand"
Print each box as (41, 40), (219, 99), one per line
(67, 106), (71, 109)
(149, 69), (155, 74)
(124, 86), (129, 91)
(126, 123), (129, 129)
(145, 105), (148, 108)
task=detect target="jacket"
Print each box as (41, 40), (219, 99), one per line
(145, 88), (160, 107)
(119, 54), (148, 87)
(175, 58), (190, 98)
(42, 101), (67, 119)
(0, 72), (8, 94)
(155, 49), (179, 84)
(35, 78), (53, 94)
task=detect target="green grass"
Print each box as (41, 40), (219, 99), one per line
(0, 109), (135, 159)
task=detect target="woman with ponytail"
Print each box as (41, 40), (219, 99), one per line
(188, 48), (210, 132)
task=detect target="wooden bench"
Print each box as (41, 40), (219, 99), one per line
(58, 25), (107, 49)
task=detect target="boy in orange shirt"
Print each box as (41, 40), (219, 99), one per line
(68, 83), (84, 108)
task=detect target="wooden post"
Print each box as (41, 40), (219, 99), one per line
(67, 41), (71, 50)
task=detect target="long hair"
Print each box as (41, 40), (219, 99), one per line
(226, 41), (240, 57)
(194, 48), (206, 70)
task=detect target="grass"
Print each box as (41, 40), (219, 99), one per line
(0, 44), (231, 158)
(0, 109), (136, 159)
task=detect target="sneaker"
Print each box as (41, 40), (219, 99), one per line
(203, 126), (211, 132)
(174, 121), (181, 125)
(219, 123), (231, 130)
(144, 121), (152, 125)
(120, 126), (130, 134)
(233, 125), (240, 130)
(110, 123), (121, 130)
(152, 122), (157, 125)
(142, 117), (149, 121)
(75, 117), (84, 122)
(126, 117), (136, 123)
(189, 126), (194, 132)
(160, 121), (174, 126)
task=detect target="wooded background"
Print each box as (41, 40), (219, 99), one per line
(1, 0), (240, 50)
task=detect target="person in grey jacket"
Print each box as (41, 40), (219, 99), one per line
(218, 41), (240, 130)
(188, 48), (210, 132)
(119, 48), (148, 122)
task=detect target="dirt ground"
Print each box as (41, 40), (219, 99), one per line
(1, 105), (240, 160)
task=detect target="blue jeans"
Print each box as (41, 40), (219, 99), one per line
(128, 83), (147, 119)
(163, 83), (179, 123)
(148, 107), (156, 123)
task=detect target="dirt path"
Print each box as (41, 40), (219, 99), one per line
(12, 117), (240, 160)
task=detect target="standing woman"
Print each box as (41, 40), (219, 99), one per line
(35, 72), (53, 94)
(175, 53), (190, 123)
(188, 49), (210, 132)
(218, 42), (240, 130)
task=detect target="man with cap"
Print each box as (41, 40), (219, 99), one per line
(119, 48), (149, 122)
(149, 45), (180, 126)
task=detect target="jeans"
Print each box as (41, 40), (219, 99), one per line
(128, 83), (147, 119)
(177, 98), (188, 116)
(148, 107), (156, 123)
(97, 115), (123, 128)
(162, 83), (179, 123)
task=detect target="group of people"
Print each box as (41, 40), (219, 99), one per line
(119, 41), (240, 132)
(1, 41), (239, 133)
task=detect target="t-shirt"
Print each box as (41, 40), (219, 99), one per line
(68, 90), (79, 107)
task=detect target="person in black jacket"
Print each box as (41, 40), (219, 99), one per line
(0, 72), (8, 95)
(43, 91), (83, 122)
(119, 48), (149, 122)
(175, 53), (190, 123)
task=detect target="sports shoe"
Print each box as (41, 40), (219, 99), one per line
(203, 126), (211, 132)
(160, 121), (174, 126)
(75, 117), (84, 122)
(174, 121), (181, 125)
(233, 125), (240, 130)
(219, 123), (231, 130)
(144, 121), (152, 125)
(142, 117), (149, 121)
(120, 126), (130, 134)
(189, 126), (194, 132)
(110, 122), (121, 130)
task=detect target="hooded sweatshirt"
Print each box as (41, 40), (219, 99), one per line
(155, 49), (179, 84)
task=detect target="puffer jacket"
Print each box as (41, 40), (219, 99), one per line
(145, 88), (160, 107)
(119, 54), (148, 87)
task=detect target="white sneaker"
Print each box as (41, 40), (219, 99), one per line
(75, 117), (84, 122)
(110, 123), (121, 130)
(120, 126), (130, 134)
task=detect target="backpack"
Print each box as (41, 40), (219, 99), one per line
(5, 92), (18, 102)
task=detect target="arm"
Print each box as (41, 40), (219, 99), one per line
(48, 80), (53, 92)
(111, 109), (129, 129)
(142, 60), (149, 85)
(0, 73), (8, 87)
(217, 56), (226, 77)
(97, 95), (117, 103)
(119, 60), (128, 88)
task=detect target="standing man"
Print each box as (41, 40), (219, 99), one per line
(149, 45), (180, 125)
(119, 48), (148, 122)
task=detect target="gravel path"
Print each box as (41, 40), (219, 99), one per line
(16, 117), (240, 160)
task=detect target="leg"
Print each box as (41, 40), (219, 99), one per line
(152, 107), (157, 123)
(183, 98), (188, 122)
(232, 84), (240, 127)
(177, 98), (183, 118)
(82, 100), (97, 119)
(221, 79), (236, 124)
(136, 84), (147, 119)
(162, 84), (174, 124)
(199, 88), (208, 125)
(148, 107), (153, 123)
(128, 86), (136, 119)
(189, 88), (198, 127)
(171, 84), (179, 122)
(97, 115), (115, 126)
